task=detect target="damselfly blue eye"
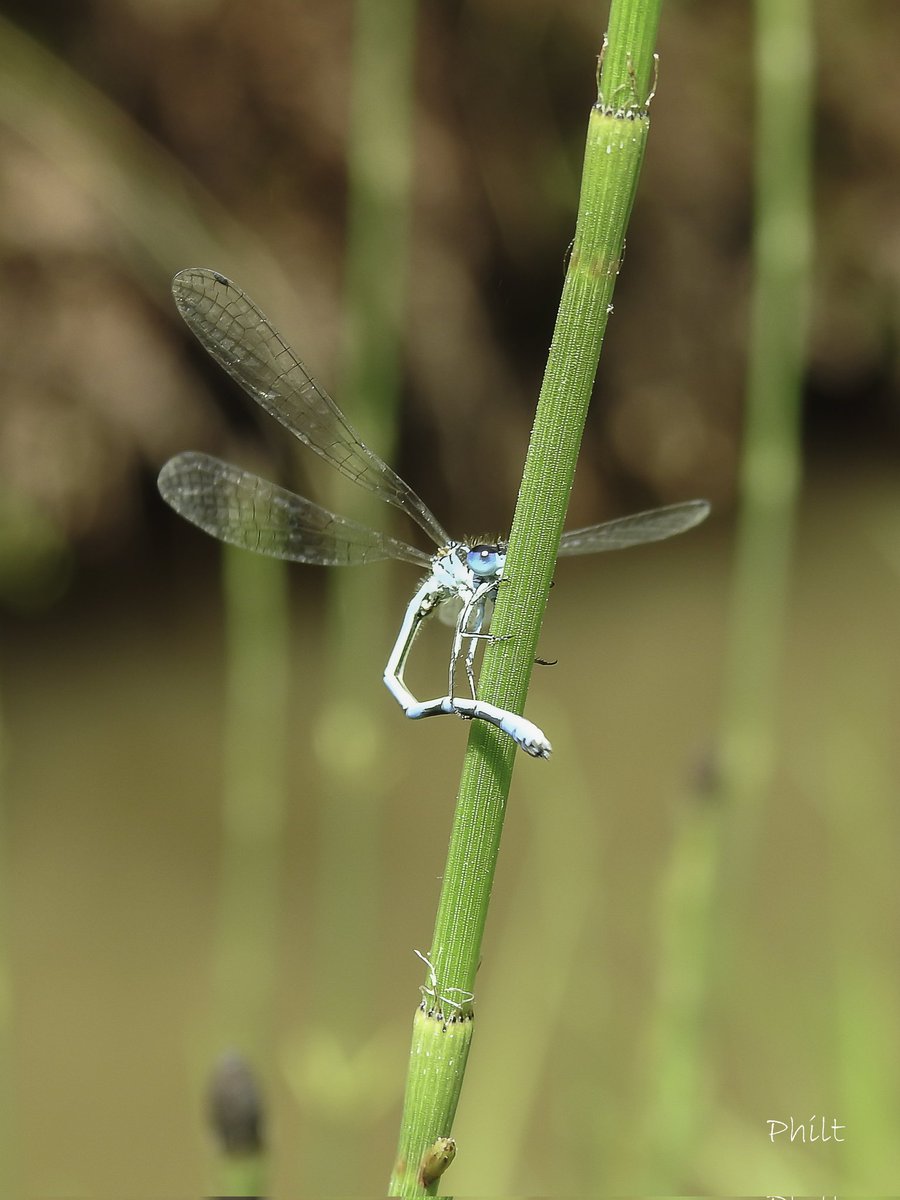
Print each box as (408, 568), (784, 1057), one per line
(467, 544), (501, 577)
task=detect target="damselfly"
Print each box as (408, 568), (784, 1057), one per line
(158, 268), (709, 758)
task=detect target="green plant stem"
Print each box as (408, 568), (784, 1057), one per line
(208, 549), (290, 1195)
(216, 550), (291, 1048)
(294, 0), (416, 1176)
(389, 3), (662, 1193)
(637, 0), (813, 1187)
(309, 0), (416, 1017)
(716, 0), (813, 896)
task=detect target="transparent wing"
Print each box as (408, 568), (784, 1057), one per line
(172, 268), (451, 549)
(158, 452), (433, 568)
(557, 499), (710, 556)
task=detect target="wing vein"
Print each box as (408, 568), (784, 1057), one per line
(158, 452), (432, 568)
(171, 268), (450, 548)
(557, 499), (710, 555)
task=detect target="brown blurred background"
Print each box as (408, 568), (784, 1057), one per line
(0, 0), (898, 1194)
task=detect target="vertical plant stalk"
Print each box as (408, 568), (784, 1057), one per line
(297, 0), (417, 1163)
(638, 0), (813, 1187)
(716, 0), (813, 889)
(389, 2), (663, 1193)
(209, 549), (291, 1196)
(309, 0), (416, 998)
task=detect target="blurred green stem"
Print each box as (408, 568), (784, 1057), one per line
(637, 0), (814, 1186)
(298, 0), (417, 1152)
(310, 0), (416, 987)
(209, 549), (291, 1195)
(717, 0), (813, 887)
(389, 1), (662, 1193)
